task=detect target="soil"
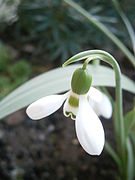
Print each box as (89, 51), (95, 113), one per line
(0, 107), (118, 180)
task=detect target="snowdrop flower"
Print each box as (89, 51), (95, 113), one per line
(26, 67), (112, 156)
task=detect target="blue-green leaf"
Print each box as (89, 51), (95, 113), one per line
(0, 64), (134, 119)
(126, 138), (134, 180)
(124, 107), (135, 136)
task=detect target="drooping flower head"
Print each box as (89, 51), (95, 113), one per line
(26, 66), (112, 155)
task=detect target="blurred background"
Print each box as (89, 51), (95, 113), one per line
(0, 0), (134, 179)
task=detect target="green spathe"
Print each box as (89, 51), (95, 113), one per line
(71, 68), (92, 95)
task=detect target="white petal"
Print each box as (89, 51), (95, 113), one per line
(26, 92), (69, 120)
(89, 87), (112, 119)
(75, 96), (105, 155)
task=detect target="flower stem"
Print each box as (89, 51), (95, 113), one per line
(84, 53), (125, 148)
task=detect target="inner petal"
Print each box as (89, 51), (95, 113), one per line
(63, 91), (80, 120)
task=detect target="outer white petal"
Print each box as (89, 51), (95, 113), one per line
(89, 87), (112, 119)
(26, 92), (69, 120)
(75, 96), (105, 155)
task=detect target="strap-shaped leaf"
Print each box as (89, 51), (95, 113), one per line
(63, 0), (135, 67)
(124, 107), (135, 136)
(126, 138), (134, 180)
(105, 142), (121, 167)
(112, 0), (135, 54)
(0, 64), (134, 119)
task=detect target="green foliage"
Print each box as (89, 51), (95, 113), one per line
(124, 106), (135, 136)
(112, 0), (135, 54)
(6, 0), (126, 63)
(63, 0), (135, 67)
(15, 0), (84, 61)
(0, 42), (11, 72)
(0, 76), (11, 99)
(130, 132), (135, 177)
(126, 138), (134, 180)
(0, 0), (134, 64)
(9, 60), (32, 81)
(126, 106), (135, 179)
(0, 43), (32, 100)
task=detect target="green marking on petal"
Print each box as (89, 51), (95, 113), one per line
(65, 111), (70, 116)
(71, 113), (76, 120)
(65, 111), (76, 120)
(68, 96), (79, 107)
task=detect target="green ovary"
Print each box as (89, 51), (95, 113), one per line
(68, 95), (79, 107)
(71, 68), (92, 95)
